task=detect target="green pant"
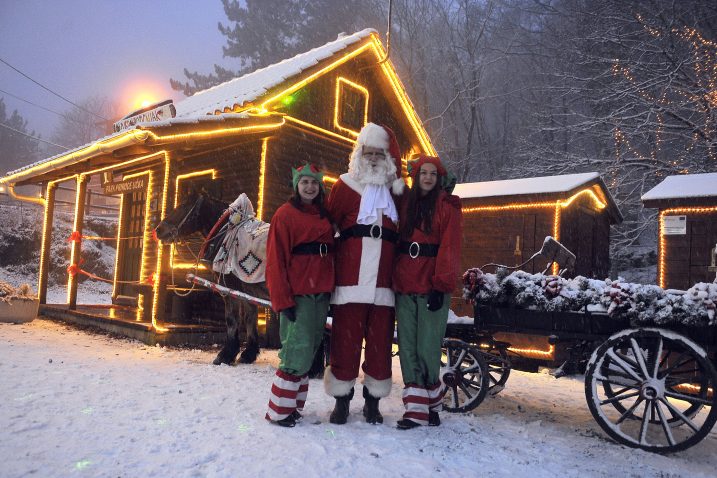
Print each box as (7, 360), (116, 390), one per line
(396, 293), (450, 387)
(278, 293), (329, 376)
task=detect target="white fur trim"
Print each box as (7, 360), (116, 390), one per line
(340, 173), (364, 195)
(357, 123), (389, 149)
(363, 374), (393, 398)
(391, 178), (405, 195)
(330, 286), (395, 306)
(324, 366), (356, 397)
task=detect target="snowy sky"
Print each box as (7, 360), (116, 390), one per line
(0, 0), (228, 139)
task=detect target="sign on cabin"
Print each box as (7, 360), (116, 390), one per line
(102, 176), (147, 195)
(113, 100), (176, 132)
(663, 215), (687, 235)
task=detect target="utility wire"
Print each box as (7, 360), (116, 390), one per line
(0, 121), (70, 150)
(0, 57), (109, 121)
(0, 87), (93, 126)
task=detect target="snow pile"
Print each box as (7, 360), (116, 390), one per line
(463, 268), (717, 326)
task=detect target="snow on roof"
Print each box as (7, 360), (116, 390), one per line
(2, 113), (252, 179)
(454, 172), (601, 199)
(641, 172), (717, 201)
(174, 29), (376, 118)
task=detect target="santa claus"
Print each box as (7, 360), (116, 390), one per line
(324, 122), (404, 425)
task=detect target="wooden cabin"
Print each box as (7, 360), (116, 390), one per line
(0, 29), (436, 345)
(451, 172), (622, 318)
(642, 172), (717, 290)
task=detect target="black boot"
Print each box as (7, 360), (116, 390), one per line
(428, 411), (441, 426)
(329, 388), (354, 424)
(396, 418), (421, 430)
(362, 386), (383, 424)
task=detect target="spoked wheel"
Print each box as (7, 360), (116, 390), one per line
(479, 346), (511, 396)
(585, 328), (717, 452)
(441, 339), (490, 413)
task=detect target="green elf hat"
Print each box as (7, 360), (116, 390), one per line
(292, 163), (325, 193)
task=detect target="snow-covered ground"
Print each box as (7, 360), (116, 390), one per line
(1, 319), (716, 477)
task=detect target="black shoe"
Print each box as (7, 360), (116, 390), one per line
(362, 386), (383, 424)
(396, 418), (421, 430)
(291, 410), (303, 422)
(428, 411), (440, 427)
(329, 388), (354, 425)
(272, 415), (296, 428)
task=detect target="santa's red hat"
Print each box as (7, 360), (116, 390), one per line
(354, 122), (405, 194)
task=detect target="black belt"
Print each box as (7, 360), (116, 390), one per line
(398, 241), (439, 258)
(340, 224), (399, 243)
(292, 242), (332, 256)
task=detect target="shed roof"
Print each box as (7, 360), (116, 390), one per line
(455, 172), (622, 223)
(641, 172), (717, 208)
(454, 172), (601, 199)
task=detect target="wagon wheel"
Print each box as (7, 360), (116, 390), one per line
(478, 346), (511, 396)
(585, 328), (717, 452)
(440, 339), (490, 413)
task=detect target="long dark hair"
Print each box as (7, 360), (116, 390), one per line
(289, 188), (328, 219)
(400, 182), (439, 240)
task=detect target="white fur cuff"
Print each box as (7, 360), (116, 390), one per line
(324, 366), (356, 397)
(392, 177), (405, 195)
(363, 374), (392, 398)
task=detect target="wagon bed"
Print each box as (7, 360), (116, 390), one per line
(440, 303), (717, 453)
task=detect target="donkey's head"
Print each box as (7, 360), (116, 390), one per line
(154, 189), (226, 242)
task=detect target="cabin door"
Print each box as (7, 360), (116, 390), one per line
(114, 189), (146, 300)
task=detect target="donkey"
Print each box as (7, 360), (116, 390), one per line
(154, 189), (267, 365)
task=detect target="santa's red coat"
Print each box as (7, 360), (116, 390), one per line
(327, 174), (399, 306)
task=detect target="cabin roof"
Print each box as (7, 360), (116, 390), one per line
(174, 29), (376, 118)
(455, 172), (622, 223)
(641, 172), (717, 208)
(2, 113), (254, 180)
(454, 172), (601, 198)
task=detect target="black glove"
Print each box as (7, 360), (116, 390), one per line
(427, 290), (444, 312)
(282, 307), (296, 322)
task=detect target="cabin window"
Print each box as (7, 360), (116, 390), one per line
(334, 77), (369, 136)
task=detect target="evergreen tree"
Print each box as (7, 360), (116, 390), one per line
(170, 0), (379, 96)
(0, 98), (40, 173)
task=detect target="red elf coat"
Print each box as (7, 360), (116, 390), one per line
(265, 201), (335, 312)
(327, 173), (399, 306)
(392, 190), (463, 294)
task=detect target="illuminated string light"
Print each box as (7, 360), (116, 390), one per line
(0, 120), (284, 185)
(283, 115), (354, 144)
(111, 193), (125, 298)
(658, 206), (717, 288)
(257, 138), (269, 221)
(462, 188), (608, 276)
(333, 77), (369, 137)
(122, 169), (153, 316)
(171, 169), (216, 270)
(151, 153), (172, 332)
(507, 344), (555, 359)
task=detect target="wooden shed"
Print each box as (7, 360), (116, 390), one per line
(0, 29), (436, 345)
(451, 172), (622, 317)
(642, 172), (717, 290)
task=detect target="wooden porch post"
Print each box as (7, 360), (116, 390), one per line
(68, 175), (87, 310)
(151, 153), (176, 327)
(38, 182), (57, 304)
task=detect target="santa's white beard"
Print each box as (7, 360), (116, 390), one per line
(350, 157), (395, 186)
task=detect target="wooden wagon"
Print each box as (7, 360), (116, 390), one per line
(439, 244), (717, 453)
